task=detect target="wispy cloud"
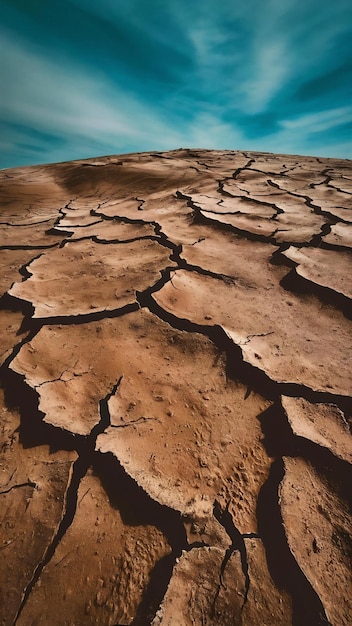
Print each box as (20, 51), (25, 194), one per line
(239, 41), (290, 114)
(0, 0), (351, 166)
(0, 30), (188, 164)
(280, 107), (352, 134)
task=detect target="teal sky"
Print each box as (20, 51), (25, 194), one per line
(0, 0), (351, 168)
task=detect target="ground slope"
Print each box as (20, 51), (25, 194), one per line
(0, 148), (351, 626)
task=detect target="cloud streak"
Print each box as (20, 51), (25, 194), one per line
(0, 0), (351, 167)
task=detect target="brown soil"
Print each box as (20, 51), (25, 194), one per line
(0, 148), (351, 625)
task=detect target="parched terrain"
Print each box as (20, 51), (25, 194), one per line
(0, 148), (351, 625)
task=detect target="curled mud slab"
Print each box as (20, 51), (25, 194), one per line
(0, 149), (351, 625)
(8, 239), (174, 319)
(279, 457), (352, 626)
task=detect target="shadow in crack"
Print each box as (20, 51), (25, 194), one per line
(146, 291), (351, 412)
(93, 451), (187, 625)
(0, 365), (80, 453)
(257, 460), (330, 626)
(280, 268), (351, 320)
(132, 553), (178, 626)
(258, 403), (352, 500)
(0, 365), (186, 624)
(0, 293), (35, 329)
(258, 403), (298, 458)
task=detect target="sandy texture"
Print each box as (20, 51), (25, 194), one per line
(152, 547), (246, 625)
(0, 390), (76, 625)
(16, 469), (171, 626)
(279, 457), (352, 626)
(0, 148), (351, 625)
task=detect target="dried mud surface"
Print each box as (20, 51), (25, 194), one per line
(0, 149), (351, 625)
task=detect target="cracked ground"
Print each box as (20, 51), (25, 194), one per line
(0, 148), (351, 626)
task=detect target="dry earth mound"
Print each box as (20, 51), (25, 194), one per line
(0, 149), (351, 625)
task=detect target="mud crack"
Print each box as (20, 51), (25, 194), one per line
(213, 500), (250, 609)
(12, 377), (122, 624)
